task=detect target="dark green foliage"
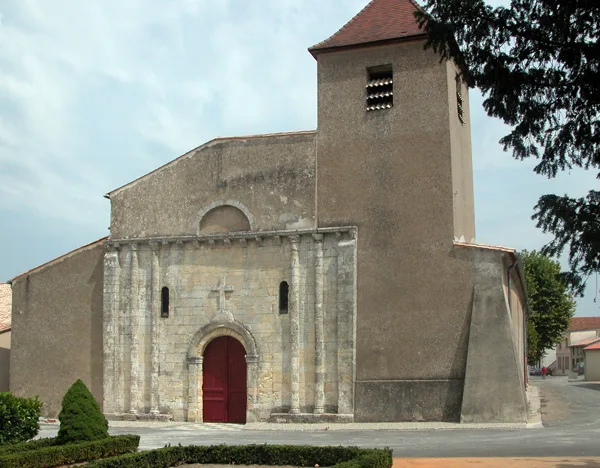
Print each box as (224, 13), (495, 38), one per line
(0, 393), (42, 445)
(534, 192), (600, 296)
(415, 0), (600, 294)
(57, 379), (108, 444)
(85, 444), (393, 468)
(522, 250), (575, 365)
(0, 434), (139, 468)
(527, 320), (541, 365)
(0, 438), (56, 456)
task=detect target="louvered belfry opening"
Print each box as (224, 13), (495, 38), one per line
(367, 65), (393, 111)
(456, 78), (465, 124)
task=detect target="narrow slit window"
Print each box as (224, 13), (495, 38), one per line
(161, 287), (170, 318)
(279, 281), (289, 314)
(456, 78), (465, 124)
(366, 65), (393, 111)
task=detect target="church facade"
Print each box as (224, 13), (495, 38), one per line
(9, 0), (529, 423)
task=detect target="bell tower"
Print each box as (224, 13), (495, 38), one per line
(310, 0), (477, 421)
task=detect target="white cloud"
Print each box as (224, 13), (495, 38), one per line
(0, 0), (597, 314)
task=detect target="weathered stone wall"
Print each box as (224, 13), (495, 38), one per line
(458, 245), (528, 423)
(10, 241), (105, 417)
(108, 132), (317, 239)
(504, 254), (527, 383)
(103, 228), (357, 422)
(447, 61), (475, 243)
(315, 39), (474, 421)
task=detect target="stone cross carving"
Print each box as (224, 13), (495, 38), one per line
(211, 275), (234, 313)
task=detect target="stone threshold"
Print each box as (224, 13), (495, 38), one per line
(105, 226), (358, 248)
(105, 412), (173, 422)
(269, 413), (354, 423)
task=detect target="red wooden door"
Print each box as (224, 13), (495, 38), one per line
(202, 336), (247, 423)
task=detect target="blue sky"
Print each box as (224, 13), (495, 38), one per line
(0, 0), (597, 316)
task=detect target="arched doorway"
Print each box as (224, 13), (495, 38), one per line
(202, 336), (247, 423)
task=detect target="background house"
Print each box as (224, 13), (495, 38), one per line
(555, 317), (600, 376)
(0, 283), (11, 391)
(570, 337), (600, 375)
(584, 342), (600, 381)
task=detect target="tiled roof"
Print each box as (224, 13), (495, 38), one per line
(309, 0), (425, 57)
(584, 342), (600, 351)
(569, 317), (600, 332)
(570, 336), (600, 348)
(0, 283), (11, 333)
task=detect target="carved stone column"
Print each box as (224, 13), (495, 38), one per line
(102, 244), (120, 414)
(336, 231), (357, 415)
(289, 235), (301, 414)
(129, 243), (140, 414)
(187, 356), (202, 423)
(246, 354), (259, 422)
(150, 242), (160, 414)
(313, 234), (325, 414)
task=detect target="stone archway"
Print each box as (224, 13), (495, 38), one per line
(186, 321), (259, 423)
(196, 200), (255, 234)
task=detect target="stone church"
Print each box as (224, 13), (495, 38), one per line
(9, 0), (529, 423)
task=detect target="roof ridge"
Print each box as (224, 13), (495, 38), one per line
(10, 237), (108, 283)
(453, 241), (516, 253)
(309, 0), (377, 51)
(107, 130), (317, 197)
(309, 0), (425, 56)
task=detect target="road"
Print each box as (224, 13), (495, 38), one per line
(38, 376), (600, 458)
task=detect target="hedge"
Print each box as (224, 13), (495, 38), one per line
(0, 438), (57, 456)
(85, 444), (393, 468)
(0, 434), (140, 468)
(0, 393), (42, 445)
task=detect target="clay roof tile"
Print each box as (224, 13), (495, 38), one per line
(309, 0), (425, 57)
(584, 342), (600, 351)
(569, 317), (600, 332)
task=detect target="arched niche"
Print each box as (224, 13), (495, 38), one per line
(186, 320), (259, 423)
(197, 200), (253, 234)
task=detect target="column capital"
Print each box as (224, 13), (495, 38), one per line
(106, 243), (121, 253)
(245, 354), (259, 364)
(312, 233), (324, 242)
(149, 241), (159, 252)
(187, 356), (203, 366)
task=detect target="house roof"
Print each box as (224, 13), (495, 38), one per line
(9, 237), (108, 283)
(584, 341), (600, 351)
(453, 242), (516, 254)
(309, 0), (426, 57)
(569, 317), (600, 332)
(0, 283), (11, 333)
(570, 336), (600, 348)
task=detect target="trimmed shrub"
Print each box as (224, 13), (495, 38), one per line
(56, 379), (108, 444)
(0, 434), (139, 468)
(85, 444), (393, 468)
(0, 392), (42, 445)
(0, 438), (57, 455)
